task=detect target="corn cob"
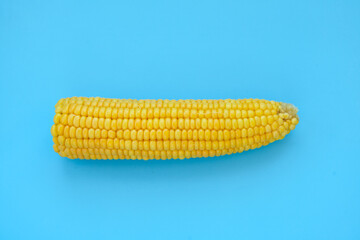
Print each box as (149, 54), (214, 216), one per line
(51, 97), (299, 160)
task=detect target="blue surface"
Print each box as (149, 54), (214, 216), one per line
(1, 0), (359, 239)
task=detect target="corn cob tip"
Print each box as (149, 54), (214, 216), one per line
(280, 102), (299, 119)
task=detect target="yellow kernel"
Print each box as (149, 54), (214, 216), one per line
(229, 109), (236, 118)
(153, 118), (159, 129)
(249, 118), (256, 128)
(248, 128), (254, 137)
(181, 130), (187, 140)
(241, 129), (247, 138)
(198, 130), (205, 140)
(131, 130), (137, 140)
(123, 108), (130, 118)
(137, 130), (144, 140)
(85, 117), (92, 128)
(124, 130), (131, 139)
(171, 108), (177, 118)
(175, 129), (181, 140)
(219, 119), (225, 129)
(125, 140), (132, 150)
(201, 119), (208, 129)
(155, 129), (163, 140)
(195, 118), (201, 129)
(199, 141), (205, 150)
(120, 119), (127, 129)
(265, 125), (272, 133)
(112, 108), (118, 119)
(73, 116), (80, 127)
(160, 108), (166, 118)
(242, 110), (248, 118)
(259, 116), (267, 127)
(292, 118), (299, 125)
(225, 119), (231, 129)
(147, 109), (154, 118)
(273, 130), (280, 139)
(90, 118), (97, 128)
(163, 129), (169, 140)
(259, 126), (265, 135)
(190, 109), (197, 118)
(104, 119), (111, 130)
(76, 128), (82, 138)
(218, 141), (225, 150)
(254, 116), (261, 126)
(111, 119), (117, 131)
(132, 140), (138, 150)
(129, 109), (135, 118)
(224, 130), (230, 140)
(218, 131), (224, 141)
(97, 118), (104, 129)
(170, 141), (176, 150)
(175, 118), (183, 129)
(67, 114), (74, 126)
(88, 129), (95, 138)
(157, 141), (163, 151)
(99, 107), (106, 118)
(214, 119), (220, 130)
(116, 130), (123, 138)
(237, 119), (244, 129)
(255, 109), (263, 116)
(128, 119), (135, 129)
(107, 139), (114, 149)
(150, 130), (156, 140)
(74, 105), (82, 115)
(60, 114), (68, 125)
(105, 107), (112, 118)
(231, 119), (237, 129)
(278, 126), (285, 134)
(267, 116), (274, 124)
(206, 141), (212, 150)
(141, 109), (147, 118)
(162, 118), (169, 129)
(69, 126), (76, 138)
(71, 138), (78, 148)
(248, 110), (255, 117)
(101, 129), (107, 138)
(244, 118), (249, 128)
(198, 109), (205, 118)
(172, 119), (178, 129)
(79, 116), (86, 128)
(51, 125), (58, 137)
(95, 129), (101, 138)
(150, 141), (156, 150)
(204, 130), (211, 141)
(271, 121), (279, 130)
(223, 109), (229, 118)
(278, 118), (284, 126)
(144, 130), (150, 140)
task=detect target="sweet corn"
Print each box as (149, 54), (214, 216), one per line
(51, 97), (299, 160)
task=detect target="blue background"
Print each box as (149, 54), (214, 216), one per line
(1, 0), (359, 239)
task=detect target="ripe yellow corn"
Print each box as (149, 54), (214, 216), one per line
(51, 97), (299, 160)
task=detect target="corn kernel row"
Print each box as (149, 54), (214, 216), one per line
(53, 134), (280, 150)
(51, 125), (292, 140)
(55, 97), (279, 112)
(61, 148), (247, 160)
(53, 114), (293, 130)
